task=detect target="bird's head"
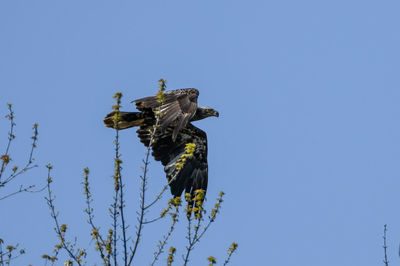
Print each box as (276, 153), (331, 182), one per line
(201, 107), (219, 118)
(192, 107), (219, 121)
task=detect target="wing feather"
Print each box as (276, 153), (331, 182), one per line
(134, 89), (199, 141)
(136, 122), (208, 197)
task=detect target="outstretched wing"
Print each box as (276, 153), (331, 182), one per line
(137, 123), (208, 197)
(134, 89), (199, 141)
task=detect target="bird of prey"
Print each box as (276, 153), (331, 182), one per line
(104, 88), (219, 198)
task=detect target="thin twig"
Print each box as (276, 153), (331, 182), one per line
(144, 184), (169, 211)
(2, 124), (38, 186)
(128, 80), (166, 265)
(143, 215), (164, 225)
(183, 216), (202, 266)
(183, 191), (224, 265)
(82, 168), (109, 265)
(112, 188), (118, 266)
(3, 105), (14, 160)
(151, 224), (176, 266)
(144, 152), (190, 211)
(116, 125), (129, 265)
(45, 165), (82, 266)
(110, 94), (121, 266)
(0, 104), (15, 180)
(109, 92), (129, 265)
(183, 191), (204, 266)
(383, 224), (389, 266)
(144, 174), (180, 211)
(0, 246), (23, 265)
(191, 216), (216, 247)
(222, 242), (238, 266)
(0, 241), (3, 266)
(0, 184), (36, 201)
(150, 201), (180, 266)
(128, 143), (151, 266)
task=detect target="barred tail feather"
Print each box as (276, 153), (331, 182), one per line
(104, 111), (144, 130)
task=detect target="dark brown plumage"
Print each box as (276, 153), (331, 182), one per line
(104, 88), (219, 198)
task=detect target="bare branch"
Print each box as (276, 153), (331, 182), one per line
(128, 140), (151, 265)
(0, 184), (45, 201)
(183, 191), (225, 265)
(128, 79), (166, 266)
(222, 242), (238, 266)
(0, 104), (15, 180)
(2, 123), (39, 187)
(383, 224), (389, 266)
(0, 240), (25, 265)
(1, 104), (40, 203)
(44, 165), (85, 265)
(82, 167), (110, 265)
(150, 197), (181, 266)
(183, 190), (205, 266)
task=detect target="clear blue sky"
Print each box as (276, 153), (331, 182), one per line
(1, 1), (400, 265)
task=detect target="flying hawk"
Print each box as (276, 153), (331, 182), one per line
(104, 88), (219, 198)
